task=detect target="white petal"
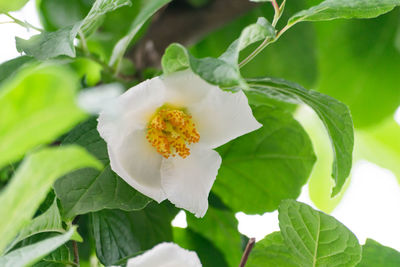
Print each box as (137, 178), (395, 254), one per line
(108, 130), (166, 202)
(127, 243), (202, 267)
(97, 76), (166, 145)
(162, 70), (214, 107)
(161, 147), (222, 218)
(189, 89), (262, 149)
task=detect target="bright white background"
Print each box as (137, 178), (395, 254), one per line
(3, 0), (400, 252)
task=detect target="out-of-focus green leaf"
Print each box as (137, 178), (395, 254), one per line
(213, 106), (315, 213)
(0, 65), (84, 169)
(289, 0), (400, 24)
(173, 228), (229, 267)
(0, 0), (29, 13)
(16, 0), (131, 60)
(247, 77), (353, 196)
(109, 0), (172, 69)
(187, 207), (242, 267)
(314, 11), (400, 128)
(0, 146), (102, 254)
(0, 227), (76, 267)
(32, 245), (75, 267)
(279, 200), (361, 267)
(91, 202), (174, 266)
(54, 118), (151, 219)
(247, 232), (297, 267)
(357, 239), (400, 266)
(0, 56), (34, 84)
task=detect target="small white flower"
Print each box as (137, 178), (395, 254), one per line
(126, 242), (202, 267)
(98, 70), (261, 217)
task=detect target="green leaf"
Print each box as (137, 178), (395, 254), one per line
(109, 0), (172, 68)
(213, 106), (315, 213)
(54, 118), (151, 219)
(173, 228), (229, 267)
(32, 245), (75, 267)
(187, 207), (243, 267)
(162, 17), (275, 87)
(0, 146), (102, 254)
(91, 202), (174, 265)
(0, 0), (29, 13)
(0, 227), (76, 267)
(0, 56), (34, 84)
(289, 0), (400, 24)
(247, 77), (354, 196)
(279, 200), (361, 267)
(247, 232), (297, 267)
(0, 65), (85, 168)
(16, 0), (131, 60)
(357, 239), (400, 266)
(5, 199), (64, 253)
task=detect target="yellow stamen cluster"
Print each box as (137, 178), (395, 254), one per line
(146, 108), (200, 159)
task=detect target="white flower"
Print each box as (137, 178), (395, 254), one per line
(126, 242), (202, 267)
(98, 70), (261, 217)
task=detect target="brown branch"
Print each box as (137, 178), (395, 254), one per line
(72, 240), (79, 266)
(239, 237), (256, 267)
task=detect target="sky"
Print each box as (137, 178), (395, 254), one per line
(3, 0), (400, 253)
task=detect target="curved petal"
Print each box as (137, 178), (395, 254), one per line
(108, 130), (166, 202)
(127, 243), (202, 267)
(161, 146), (222, 217)
(189, 89), (262, 149)
(97, 76), (166, 145)
(162, 70), (214, 107)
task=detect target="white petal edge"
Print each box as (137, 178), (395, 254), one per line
(189, 89), (262, 149)
(161, 146), (222, 218)
(107, 130), (166, 202)
(97, 76), (166, 146)
(126, 242), (202, 267)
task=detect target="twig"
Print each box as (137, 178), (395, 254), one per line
(72, 240), (80, 266)
(239, 237), (256, 267)
(5, 13), (43, 32)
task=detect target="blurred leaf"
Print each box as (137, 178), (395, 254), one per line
(247, 77), (353, 196)
(162, 17), (275, 87)
(109, 0), (172, 69)
(91, 202), (174, 265)
(279, 200), (361, 267)
(357, 239), (400, 266)
(0, 227), (76, 267)
(0, 65), (84, 168)
(0, 56), (34, 84)
(247, 232), (297, 267)
(290, 0), (400, 24)
(187, 206), (244, 266)
(0, 146), (102, 254)
(16, 0), (131, 60)
(213, 106), (315, 213)
(32, 245), (75, 267)
(173, 228), (229, 267)
(54, 118), (151, 219)
(314, 11), (400, 128)
(5, 199), (64, 253)
(0, 0), (29, 13)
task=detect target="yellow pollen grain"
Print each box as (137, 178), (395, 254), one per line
(146, 108), (200, 159)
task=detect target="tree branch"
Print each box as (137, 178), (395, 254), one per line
(239, 237), (256, 267)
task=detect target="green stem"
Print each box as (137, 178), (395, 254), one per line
(5, 13), (43, 32)
(271, 0), (280, 27)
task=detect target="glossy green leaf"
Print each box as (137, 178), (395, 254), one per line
(173, 228), (229, 267)
(0, 0), (29, 13)
(16, 0), (131, 60)
(357, 239), (400, 266)
(247, 232), (297, 267)
(247, 77), (353, 196)
(213, 106), (316, 213)
(32, 245), (74, 267)
(109, 0), (172, 68)
(279, 200), (361, 267)
(0, 146), (102, 254)
(0, 227), (76, 267)
(289, 0), (400, 24)
(54, 118), (151, 219)
(91, 202), (174, 265)
(187, 207), (245, 266)
(0, 65), (84, 168)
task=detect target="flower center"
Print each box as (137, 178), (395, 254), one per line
(146, 107), (200, 159)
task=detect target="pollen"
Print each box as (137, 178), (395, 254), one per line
(146, 108), (200, 159)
